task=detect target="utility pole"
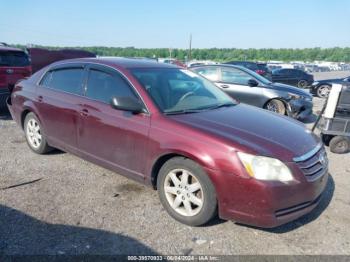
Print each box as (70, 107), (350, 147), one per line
(188, 33), (192, 61)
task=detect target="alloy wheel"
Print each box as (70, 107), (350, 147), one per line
(298, 80), (308, 88)
(317, 85), (331, 98)
(26, 118), (42, 149)
(163, 169), (204, 217)
(266, 102), (278, 112)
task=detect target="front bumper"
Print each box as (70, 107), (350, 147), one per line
(207, 150), (329, 228)
(287, 99), (313, 120)
(0, 88), (10, 108)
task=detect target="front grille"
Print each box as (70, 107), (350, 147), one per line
(275, 193), (323, 218)
(294, 145), (328, 181)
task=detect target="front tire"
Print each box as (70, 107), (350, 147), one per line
(316, 84), (331, 98)
(24, 112), (52, 154)
(265, 99), (286, 115)
(157, 157), (217, 226)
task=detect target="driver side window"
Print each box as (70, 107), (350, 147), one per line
(221, 68), (252, 86)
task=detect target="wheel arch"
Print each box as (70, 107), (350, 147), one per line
(150, 151), (214, 189)
(20, 101), (42, 130)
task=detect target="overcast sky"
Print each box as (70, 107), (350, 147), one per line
(1, 0), (349, 49)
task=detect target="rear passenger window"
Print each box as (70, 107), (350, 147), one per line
(41, 68), (84, 95)
(86, 69), (137, 104)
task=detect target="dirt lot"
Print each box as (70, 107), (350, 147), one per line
(1, 72), (350, 255)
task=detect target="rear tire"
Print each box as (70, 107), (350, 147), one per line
(265, 99), (286, 115)
(24, 112), (53, 154)
(329, 136), (350, 154)
(298, 79), (308, 88)
(157, 157), (217, 226)
(316, 84), (331, 98)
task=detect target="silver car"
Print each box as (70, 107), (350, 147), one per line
(191, 64), (313, 120)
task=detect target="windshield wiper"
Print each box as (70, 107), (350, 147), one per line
(164, 103), (235, 115)
(164, 109), (204, 115)
(204, 102), (236, 110)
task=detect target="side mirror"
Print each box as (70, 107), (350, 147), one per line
(111, 97), (145, 114)
(247, 79), (259, 87)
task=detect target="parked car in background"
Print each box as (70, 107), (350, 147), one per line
(224, 61), (271, 79)
(271, 68), (314, 88)
(28, 47), (95, 73)
(0, 44), (31, 107)
(311, 76), (350, 98)
(158, 58), (186, 68)
(191, 64), (313, 120)
(7, 58), (328, 228)
(0, 45), (96, 108)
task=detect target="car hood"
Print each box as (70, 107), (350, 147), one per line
(316, 78), (345, 84)
(267, 82), (311, 98)
(170, 104), (319, 162)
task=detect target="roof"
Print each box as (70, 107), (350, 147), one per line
(52, 57), (178, 69)
(0, 46), (25, 52)
(191, 63), (247, 71)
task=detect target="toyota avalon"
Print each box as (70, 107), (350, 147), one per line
(7, 58), (328, 227)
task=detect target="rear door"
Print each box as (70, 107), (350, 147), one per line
(36, 65), (85, 151)
(216, 67), (264, 106)
(77, 64), (151, 181)
(272, 69), (292, 85)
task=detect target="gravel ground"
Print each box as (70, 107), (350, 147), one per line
(1, 72), (350, 256)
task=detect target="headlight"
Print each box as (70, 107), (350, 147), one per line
(312, 81), (319, 86)
(288, 93), (301, 100)
(237, 152), (293, 182)
(288, 93), (312, 101)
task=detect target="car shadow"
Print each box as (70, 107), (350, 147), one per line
(300, 113), (317, 124)
(235, 174), (335, 233)
(0, 204), (159, 255)
(0, 107), (12, 120)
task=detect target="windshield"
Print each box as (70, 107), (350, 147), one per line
(0, 51), (30, 67)
(131, 68), (235, 114)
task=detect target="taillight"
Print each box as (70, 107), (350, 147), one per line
(255, 69), (265, 75)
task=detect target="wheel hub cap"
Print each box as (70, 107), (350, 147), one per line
(164, 169), (204, 217)
(26, 119), (42, 149)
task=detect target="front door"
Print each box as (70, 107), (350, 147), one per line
(77, 65), (151, 181)
(216, 67), (264, 106)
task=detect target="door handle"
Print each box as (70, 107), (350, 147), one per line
(220, 85), (229, 88)
(37, 95), (43, 102)
(80, 108), (89, 117)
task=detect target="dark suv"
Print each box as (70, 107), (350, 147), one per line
(0, 44), (31, 107)
(271, 68), (314, 88)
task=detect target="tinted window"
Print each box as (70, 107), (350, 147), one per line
(0, 51), (30, 67)
(242, 63), (258, 71)
(42, 68), (84, 95)
(192, 67), (219, 81)
(274, 69), (288, 75)
(86, 69), (136, 104)
(221, 67), (252, 85)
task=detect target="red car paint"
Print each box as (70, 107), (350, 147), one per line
(7, 58), (328, 228)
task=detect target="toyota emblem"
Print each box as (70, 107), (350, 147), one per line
(6, 69), (14, 74)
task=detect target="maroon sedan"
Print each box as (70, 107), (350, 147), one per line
(7, 58), (329, 227)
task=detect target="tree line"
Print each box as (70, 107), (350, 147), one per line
(14, 45), (350, 62)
